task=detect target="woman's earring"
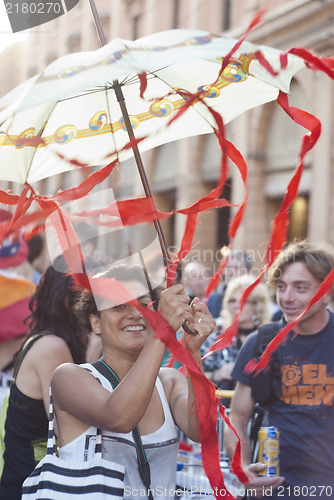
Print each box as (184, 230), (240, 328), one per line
(252, 314), (259, 327)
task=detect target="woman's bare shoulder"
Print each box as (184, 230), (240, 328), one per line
(52, 362), (99, 389)
(27, 333), (69, 351)
(22, 335), (73, 370)
(51, 363), (107, 418)
(53, 361), (85, 378)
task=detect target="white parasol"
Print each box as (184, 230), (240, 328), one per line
(0, 29), (304, 185)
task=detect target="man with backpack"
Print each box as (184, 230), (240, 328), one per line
(224, 241), (334, 499)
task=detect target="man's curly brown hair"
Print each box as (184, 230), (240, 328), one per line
(267, 240), (334, 291)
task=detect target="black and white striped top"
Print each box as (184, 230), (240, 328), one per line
(59, 363), (180, 500)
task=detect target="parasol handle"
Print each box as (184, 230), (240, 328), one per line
(88, 0), (197, 336)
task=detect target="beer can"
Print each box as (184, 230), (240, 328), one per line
(257, 426), (280, 477)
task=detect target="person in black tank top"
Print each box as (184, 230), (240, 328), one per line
(0, 256), (90, 500)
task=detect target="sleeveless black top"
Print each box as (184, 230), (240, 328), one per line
(0, 382), (48, 499)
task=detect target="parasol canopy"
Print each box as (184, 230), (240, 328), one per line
(0, 28), (305, 184)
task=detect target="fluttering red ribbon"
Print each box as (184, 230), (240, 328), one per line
(217, 8), (267, 80)
(206, 89), (322, 360)
(205, 138), (249, 297)
(139, 305), (238, 498)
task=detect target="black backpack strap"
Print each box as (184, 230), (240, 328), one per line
(254, 322), (279, 357)
(251, 321), (281, 405)
(93, 359), (154, 500)
(249, 403), (266, 462)
(248, 322), (282, 466)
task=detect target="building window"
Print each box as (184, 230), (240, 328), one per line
(266, 195), (309, 243)
(28, 66), (38, 77)
(264, 80), (310, 243)
(287, 195), (309, 242)
(154, 189), (176, 249)
(173, 0), (180, 29)
(46, 51), (57, 65)
(67, 32), (81, 52)
(132, 14), (140, 39)
(222, 0), (231, 31)
(99, 10), (110, 37)
(217, 181), (231, 248)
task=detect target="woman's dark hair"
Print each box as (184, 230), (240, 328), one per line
(24, 255), (88, 364)
(27, 234), (44, 263)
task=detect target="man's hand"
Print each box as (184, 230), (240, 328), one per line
(243, 463), (285, 498)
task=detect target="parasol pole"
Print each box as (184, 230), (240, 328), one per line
(88, 0), (170, 265)
(88, 0), (196, 334)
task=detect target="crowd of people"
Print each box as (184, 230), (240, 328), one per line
(0, 206), (333, 499)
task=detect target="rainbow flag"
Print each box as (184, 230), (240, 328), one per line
(0, 274), (36, 342)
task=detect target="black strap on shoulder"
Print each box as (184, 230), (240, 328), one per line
(93, 359), (154, 500)
(11, 333), (47, 389)
(254, 321), (280, 358)
(251, 321), (281, 405)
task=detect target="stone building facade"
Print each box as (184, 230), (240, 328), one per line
(1, 0), (333, 274)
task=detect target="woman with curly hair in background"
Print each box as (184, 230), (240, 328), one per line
(0, 256), (90, 500)
(202, 274), (271, 395)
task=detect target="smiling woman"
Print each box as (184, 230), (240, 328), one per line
(39, 263), (216, 500)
